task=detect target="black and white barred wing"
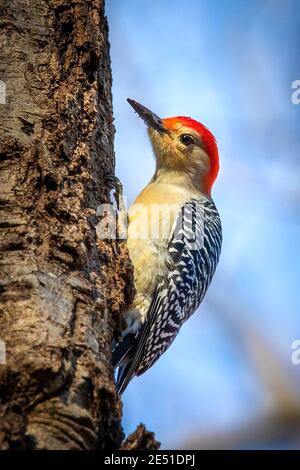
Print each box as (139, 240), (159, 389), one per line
(136, 198), (222, 374)
(116, 198), (222, 393)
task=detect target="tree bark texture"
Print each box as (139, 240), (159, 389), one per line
(0, 0), (135, 449)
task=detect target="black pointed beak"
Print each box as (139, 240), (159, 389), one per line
(127, 98), (169, 134)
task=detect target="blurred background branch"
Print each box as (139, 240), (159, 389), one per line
(182, 273), (300, 448)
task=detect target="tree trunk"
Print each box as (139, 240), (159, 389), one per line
(0, 0), (135, 450)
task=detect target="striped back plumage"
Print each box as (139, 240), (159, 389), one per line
(114, 197), (222, 394)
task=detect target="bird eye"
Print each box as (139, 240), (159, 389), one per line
(180, 134), (194, 145)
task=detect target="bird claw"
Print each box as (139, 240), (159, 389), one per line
(105, 174), (123, 197)
(104, 174), (127, 238)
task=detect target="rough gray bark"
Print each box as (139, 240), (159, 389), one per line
(121, 424), (160, 451)
(0, 0), (136, 449)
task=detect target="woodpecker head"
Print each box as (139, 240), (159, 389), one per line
(128, 98), (219, 195)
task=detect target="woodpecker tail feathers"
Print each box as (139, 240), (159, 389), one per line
(112, 333), (137, 394)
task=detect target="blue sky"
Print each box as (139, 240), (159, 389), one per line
(106, 0), (300, 448)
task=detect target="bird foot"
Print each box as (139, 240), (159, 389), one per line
(104, 174), (127, 239)
(105, 174), (123, 200)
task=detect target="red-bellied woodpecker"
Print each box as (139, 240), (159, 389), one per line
(112, 99), (222, 394)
